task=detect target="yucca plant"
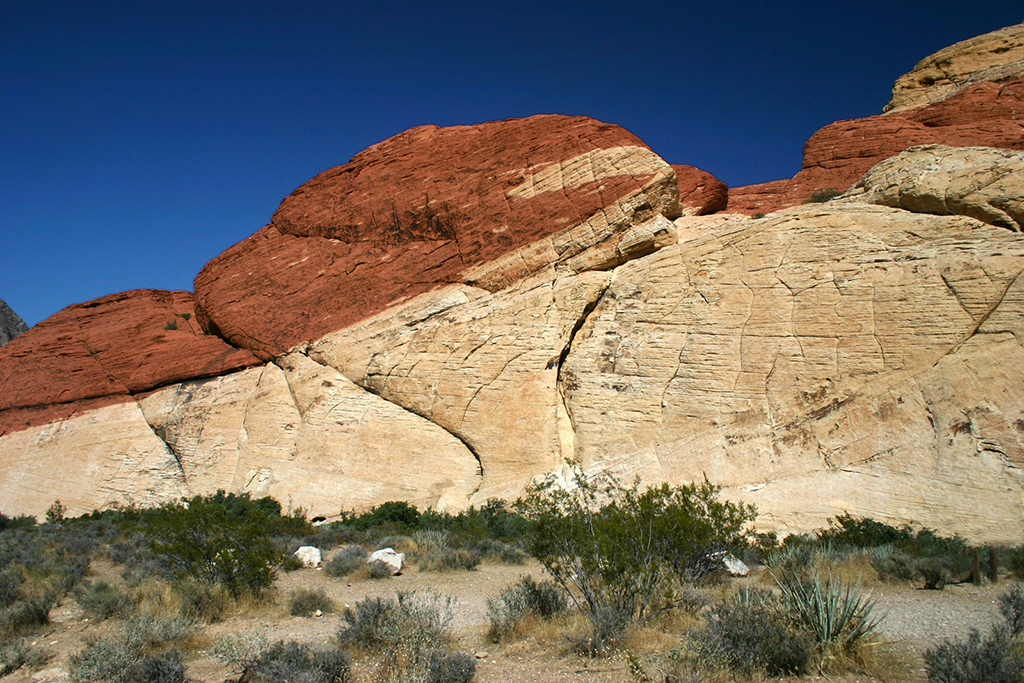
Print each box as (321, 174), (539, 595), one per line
(776, 570), (881, 655)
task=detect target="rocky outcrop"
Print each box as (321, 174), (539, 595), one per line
(194, 115), (681, 360)
(0, 298), (28, 346)
(563, 205), (1024, 540)
(0, 290), (260, 422)
(885, 22), (1024, 112)
(845, 145), (1024, 231)
(4, 29), (1024, 539)
(672, 164), (728, 215)
(728, 22), (1024, 215)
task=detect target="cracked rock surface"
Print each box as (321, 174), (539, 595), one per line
(562, 204), (1024, 540)
(845, 145), (1024, 231)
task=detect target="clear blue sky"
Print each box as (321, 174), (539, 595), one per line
(2, 1), (1021, 328)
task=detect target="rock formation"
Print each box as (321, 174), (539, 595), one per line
(193, 115), (681, 360)
(0, 298), (28, 346)
(884, 21), (1024, 113)
(844, 145), (1024, 231)
(2, 27), (1024, 542)
(728, 22), (1024, 214)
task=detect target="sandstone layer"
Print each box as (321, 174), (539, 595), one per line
(193, 115), (681, 360)
(845, 145), (1024, 231)
(0, 289), (260, 421)
(4, 28), (1024, 540)
(672, 164), (728, 215)
(561, 205), (1024, 540)
(885, 21), (1024, 112)
(728, 22), (1024, 215)
(0, 297), (28, 346)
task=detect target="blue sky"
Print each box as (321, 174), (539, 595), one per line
(2, 1), (1021, 328)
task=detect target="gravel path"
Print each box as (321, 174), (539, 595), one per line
(870, 581), (1007, 647)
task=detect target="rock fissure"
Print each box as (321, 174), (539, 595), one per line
(296, 347), (486, 484)
(555, 278), (611, 439)
(134, 396), (189, 486)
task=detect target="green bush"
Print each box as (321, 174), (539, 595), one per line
(173, 578), (229, 622)
(243, 640), (350, 683)
(515, 469), (756, 643)
(75, 580), (134, 620)
(289, 588), (336, 617)
(140, 491), (284, 595)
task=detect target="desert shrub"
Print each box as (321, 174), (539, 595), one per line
(68, 616), (194, 683)
(367, 560), (393, 579)
(373, 535), (417, 555)
(472, 538), (527, 564)
(0, 639), (50, 677)
(419, 549), (481, 572)
(804, 188), (842, 203)
(695, 587), (812, 677)
(289, 588), (336, 617)
(1004, 545), (1024, 579)
(325, 546), (368, 578)
(280, 553), (305, 572)
(337, 590), (454, 652)
(412, 529), (450, 553)
(243, 640), (350, 683)
(1000, 584), (1024, 636)
(424, 648), (476, 683)
(0, 593), (57, 637)
(925, 627), (1023, 683)
(139, 491), (284, 595)
(172, 577), (230, 622)
(515, 469), (756, 645)
(0, 570), (22, 610)
(75, 580), (135, 620)
(487, 575), (568, 641)
(0, 513), (35, 532)
(208, 630), (270, 673)
(776, 571), (880, 659)
(132, 649), (186, 683)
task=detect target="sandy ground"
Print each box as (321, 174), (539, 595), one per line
(3, 558), (1016, 683)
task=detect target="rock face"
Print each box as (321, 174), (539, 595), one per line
(0, 298), (28, 346)
(563, 205), (1024, 540)
(0, 289), (261, 418)
(4, 28), (1024, 541)
(672, 164), (728, 215)
(728, 22), (1024, 215)
(845, 145), (1024, 231)
(885, 22), (1024, 112)
(194, 115), (681, 360)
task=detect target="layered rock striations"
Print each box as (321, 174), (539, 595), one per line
(193, 115), (681, 360)
(3, 27), (1024, 540)
(728, 22), (1024, 214)
(0, 298), (29, 346)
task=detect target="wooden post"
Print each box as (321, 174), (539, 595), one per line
(972, 548), (981, 586)
(990, 547), (999, 583)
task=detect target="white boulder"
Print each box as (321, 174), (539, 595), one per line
(369, 547), (405, 575)
(294, 546), (322, 568)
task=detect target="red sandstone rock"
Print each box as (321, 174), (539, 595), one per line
(727, 78), (1024, 214)
(0, 289), (260, 416)
(671, 164), (728, 215)
(194, 115), (680, 359)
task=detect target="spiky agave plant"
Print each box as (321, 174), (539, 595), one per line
(776, 570), (882, 655)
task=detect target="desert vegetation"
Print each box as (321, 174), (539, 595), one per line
(0, 481), (1022, 682)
